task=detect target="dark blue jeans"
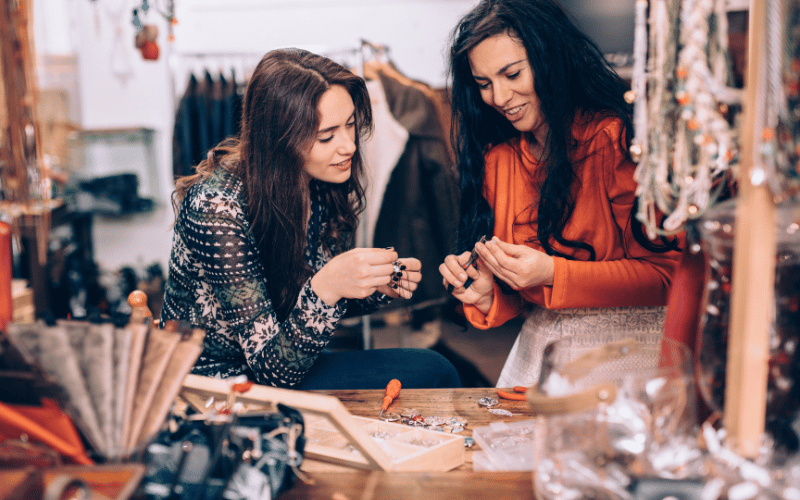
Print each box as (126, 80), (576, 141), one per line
(293, 348), (461, 390)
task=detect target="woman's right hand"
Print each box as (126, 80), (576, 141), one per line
(439, 252), (494, 314)
(311, 247), (398, 306)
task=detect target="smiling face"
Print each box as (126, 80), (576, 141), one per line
(468, 33), (546, 137)
(303, 84), (357, 184)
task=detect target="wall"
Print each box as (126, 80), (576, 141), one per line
(35, 0), (478, 274)
(171, 0), (477, 88)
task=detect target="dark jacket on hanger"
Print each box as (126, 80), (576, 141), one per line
(172, 70), (243, 179)
(172, 74), (200, 178)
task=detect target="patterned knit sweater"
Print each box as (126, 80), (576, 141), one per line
(161, 167), (390, 387)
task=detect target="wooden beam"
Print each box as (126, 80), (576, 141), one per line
(0, 0), (32, 203)
(724, 0), (773, 458)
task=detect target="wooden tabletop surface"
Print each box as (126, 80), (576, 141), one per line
(280, 388), (538, 499)
(314, 387), (536, 468)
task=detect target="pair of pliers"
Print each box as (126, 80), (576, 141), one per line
(497, 386), (528, 401)
(446, 235), (487, 294)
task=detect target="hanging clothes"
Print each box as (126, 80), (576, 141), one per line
(360, 78), (410, 248)
(172, 69), (243, 179)
(172, 73), (199, 178)
(370, 65), (460, 308)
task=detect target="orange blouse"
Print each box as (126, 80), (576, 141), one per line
(464, 115), (683, 329)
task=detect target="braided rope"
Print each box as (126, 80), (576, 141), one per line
(632, 0), (740, 237)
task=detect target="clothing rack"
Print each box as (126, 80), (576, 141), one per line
(168, 42), (387, 106)
(167, 50), (264, 111)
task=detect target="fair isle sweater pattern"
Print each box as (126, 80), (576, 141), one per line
(161, 168), (389, 387)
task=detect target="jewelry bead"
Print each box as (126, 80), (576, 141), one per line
(624, 90), (636, 104)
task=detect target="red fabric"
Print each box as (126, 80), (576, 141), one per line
(0, 399), (93, 465)
(659, 247), (713, 422)
(465, 115), (684, 329)
(661, 248), (707, 355)
(0, 221), (12, 331)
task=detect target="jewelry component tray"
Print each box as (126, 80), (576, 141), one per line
(180, 374), (465, 472)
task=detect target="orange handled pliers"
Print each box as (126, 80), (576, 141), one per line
(497, 386), (528, 401)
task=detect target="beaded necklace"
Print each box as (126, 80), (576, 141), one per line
(630, 0), (741, 239)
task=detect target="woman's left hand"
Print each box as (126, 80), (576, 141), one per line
(476, 237), (555, 290)
(377, 257), (422, 299)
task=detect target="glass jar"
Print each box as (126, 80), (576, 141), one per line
(696, 198), (800, 450)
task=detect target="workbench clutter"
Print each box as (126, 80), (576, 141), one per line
(527, 335), (800, 500)
(139, 401), (305, 500)
(180, 375), (467, 472)
(531, 335), (698, 499)
(0, 326), (148, 499)
(4, 313), (204, 461)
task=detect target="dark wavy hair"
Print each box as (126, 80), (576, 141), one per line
(448, 0), (677, 258)
(173, 48), (373, 320)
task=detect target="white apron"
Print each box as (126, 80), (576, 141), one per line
(496, 305), (667, 388)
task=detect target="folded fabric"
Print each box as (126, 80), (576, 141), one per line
(0, 398), (93, 465)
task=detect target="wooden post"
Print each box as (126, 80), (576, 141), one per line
(1, 0), (54, 317)
(724, 1), (773, 458)
(0, 0), (37, 204)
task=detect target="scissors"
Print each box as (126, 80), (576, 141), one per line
(446, 235), (487, 294)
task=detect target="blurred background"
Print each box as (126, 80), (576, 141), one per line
(16, 0), (747, 386)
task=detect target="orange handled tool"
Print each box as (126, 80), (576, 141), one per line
(497, 386), (528, 401)
(380, 379), (401, 417)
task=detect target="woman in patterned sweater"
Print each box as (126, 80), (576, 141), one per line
(162, 48), (460, 389)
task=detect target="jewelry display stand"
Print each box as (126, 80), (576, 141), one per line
(181, 374), (465, 472)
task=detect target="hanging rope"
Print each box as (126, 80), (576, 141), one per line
(632, 0), (741, 239)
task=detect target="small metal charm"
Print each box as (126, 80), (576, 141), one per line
(400, 408), (420, 418)
(488, 408), (513, 417)
(478, 397), (498, 408)
(379, 412), (401, 422)
(448, 417), (467, 426)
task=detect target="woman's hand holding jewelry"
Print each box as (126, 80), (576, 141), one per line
(440, 251), (495, 314)
(312, 247), (399, 306)
(377, 257), (422, 300)
(477, 237), (554, 290)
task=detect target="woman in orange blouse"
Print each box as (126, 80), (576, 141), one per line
(440, 0), (683, 387)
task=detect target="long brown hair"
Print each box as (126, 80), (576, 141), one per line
(173, 48), (373, 320)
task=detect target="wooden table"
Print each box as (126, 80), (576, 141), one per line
(279, 388), (538, 499)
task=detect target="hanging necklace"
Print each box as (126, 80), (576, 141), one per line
(631, 0), (741, 238)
